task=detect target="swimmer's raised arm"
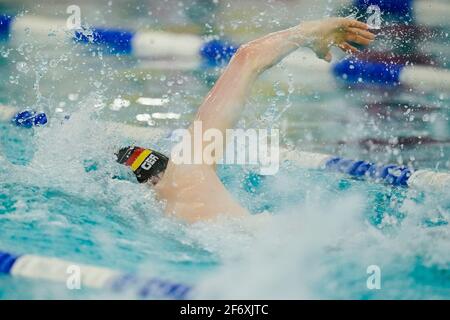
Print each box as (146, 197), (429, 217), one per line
(122, 18), (374, 223)
(191, 18), (375, 161)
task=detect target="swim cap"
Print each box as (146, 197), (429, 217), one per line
(116, 146), (169, 183)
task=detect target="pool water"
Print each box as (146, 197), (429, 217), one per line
(1, 1), (450, 299)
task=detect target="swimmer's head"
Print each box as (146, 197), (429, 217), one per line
(116, 146), (169, 185)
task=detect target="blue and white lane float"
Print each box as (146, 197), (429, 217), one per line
(1, 105), (449, 191)
(0, 250), (191, 299)
(0, 105), (47, 127)
(303, 0), (450, 27)
(2, 14), (450, 92)
(282, 53), (450, 92)
(0, 14), (237, 65)
(281, 149), (450, 190)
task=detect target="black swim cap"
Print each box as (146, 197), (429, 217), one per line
(116, 146), (169, 183)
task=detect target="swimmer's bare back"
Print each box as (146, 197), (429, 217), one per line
(153, 18), (375, 223)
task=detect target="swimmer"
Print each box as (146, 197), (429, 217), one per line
(117, 18), (375, 223)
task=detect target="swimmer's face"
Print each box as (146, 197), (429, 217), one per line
(148, 171), (164, 186)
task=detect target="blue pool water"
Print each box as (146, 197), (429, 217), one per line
(1, 111), (449, 299)
(1, 1), (450, 299)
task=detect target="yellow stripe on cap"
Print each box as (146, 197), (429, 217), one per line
(131, 149), (152, 172)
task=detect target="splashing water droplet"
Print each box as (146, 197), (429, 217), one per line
(16, 61), (30, 74)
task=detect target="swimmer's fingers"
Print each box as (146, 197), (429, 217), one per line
(338, 42), (359, 54)
(317, 50), (332, 62)
(347, 27), (375, 41)
(343, 19), (369, 30)
(345, 32), (374, 46)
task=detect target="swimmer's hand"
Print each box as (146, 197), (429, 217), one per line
(299, 18), (375, 62)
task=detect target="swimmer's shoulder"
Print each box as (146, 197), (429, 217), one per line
(155, 161), (216, 195)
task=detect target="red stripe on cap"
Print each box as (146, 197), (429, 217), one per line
(125, 148), (145, 166)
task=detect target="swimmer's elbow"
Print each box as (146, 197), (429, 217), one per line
(231, 44), (261, 73)
(232, 42), (278, 74)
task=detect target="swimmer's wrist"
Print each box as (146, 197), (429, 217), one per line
(287, 23), (318, 49)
